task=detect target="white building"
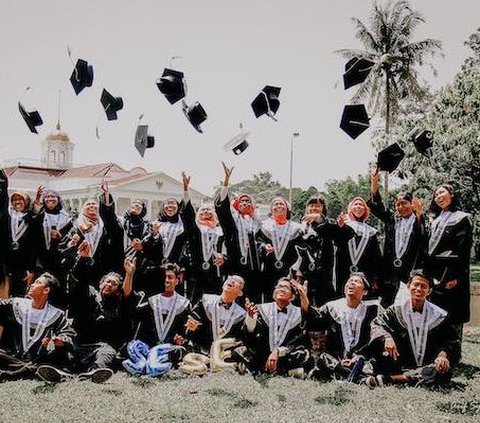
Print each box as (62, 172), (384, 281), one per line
(2, 123), (207, 219)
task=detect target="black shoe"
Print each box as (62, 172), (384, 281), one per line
(78, 368), (113, 383)
(37, 365), (74, 383)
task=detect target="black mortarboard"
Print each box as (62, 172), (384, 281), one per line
(223, 132), (250, 155)
(100, 89), (123, 121)
(18, 102), (43, 134)
(70, 59), (94, 95)
(343, 58), (375, 90)
(409, 128), (434, 158)
(182, 101), (207, 133)
(156, 68), (187, 105)
(251, 85), (281, 120)
(340, 104), (369, 139)
(377, 143), (405, 173)
(134, 125), (155, 158)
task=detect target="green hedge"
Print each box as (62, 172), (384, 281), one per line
(471, 263), (480, 284)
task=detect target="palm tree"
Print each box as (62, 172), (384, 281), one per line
(336, 0), (442, 193)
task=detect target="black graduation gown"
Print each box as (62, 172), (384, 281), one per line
(68, 257), (136, 352)
(243, 302), (308, 373)
(369, 301), (457, 373)
(0, 298), (76, 364)
(367, 191), (428, 305)
(122, 214), (164, 296)
(215, 189), (260, 300)
(427, 212), (473, 323)
(134, 291), (191, 347)
(188, 294), (246, 353)
(0, 171), (39, 297)
(62, 194), (124, 288)
(305, 299), (378, 360)
(256, 218), (305, 299)
(0, 170), (10, 281)
(315, 220), (383, 296)
(299, 220), (336, 306)
(181, 200), (226, 302)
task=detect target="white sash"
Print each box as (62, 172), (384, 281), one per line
(43, 211), (71, 250)
(262, 218), (301, 262)
(394, 213), (416, 260)
(327, 298), (368, 352)
(9, 208), (28, 243)
(202, 294), (245, 341)
(232, 212), (259, 260)
(149, 292), (190, 342)
(13, 298), (62, 353)
(346, 221), (376, 267)
(198, 226), (222, 263)
(429, 211), (470, 255)
(257, 302), (302, 351)
(397, 298), (447, 367)
(160, 220), (184, 259)
(82, 219), (105, 256)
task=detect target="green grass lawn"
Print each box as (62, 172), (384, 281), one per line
(471, 262), (480, 284)
(1, 330), (480, 423)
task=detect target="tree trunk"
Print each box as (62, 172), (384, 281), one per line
(384, 71), (390, 201)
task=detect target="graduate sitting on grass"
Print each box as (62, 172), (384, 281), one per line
(0, 273), (75, 382)
(366, 269), (457, 388)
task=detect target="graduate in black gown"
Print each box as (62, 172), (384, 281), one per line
(367, 270), (457, 388)
(215, 163), (261, 302)
(181, 172), (227, 303)
(122, 199), (163, 296)
(0, 273), (76, 382)
(316, 197), (383, 297)
(299, 196), (336, 307)
(68, 241), (137, 382)
(33, 188), (73, 306)
(185, 275), (246, 354)
(134, 262), (191, 348)
(301, 273), (378, 381)
(156, 198), (187, 267)
(63, 182), (124, 288)
(368, 169), (428, 306)
(0, 170), (41, 298)
(241, 278), (309, 377)
(426, 184), (473, 360)
(256, 197), (304, 301)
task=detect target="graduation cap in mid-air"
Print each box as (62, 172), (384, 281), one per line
(134, 125), (155, 158)
(377, 143), (405, 173)
(70, 59), (94, 95)
(18, 102), (43, 134)
(182, 100), (207, 133)
(409, 128), (434, 158)
(156, 68), (187, 105)
(343, 57), (375, 90)
(223, 130), (250, 155)
(100, 89), (123, 121)
(251, 85), (281, 121)
(340, 104), (370, 139)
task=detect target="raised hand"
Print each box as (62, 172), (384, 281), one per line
(124, 257), (137, 274)
(371, 168), (380, 194)
(101, 179), (109, 205)
(244, 297), (258, 318)
(35, 185), (46, 205)
(221, 162), (234, 187)
(182, 172), (191, 191)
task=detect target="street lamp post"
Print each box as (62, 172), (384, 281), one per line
(289, 132), (300, 205)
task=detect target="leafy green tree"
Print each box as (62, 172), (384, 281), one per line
(291, 186), (319, 221)
(337, 0), (442, 193)
(396, 28), (480, 258)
